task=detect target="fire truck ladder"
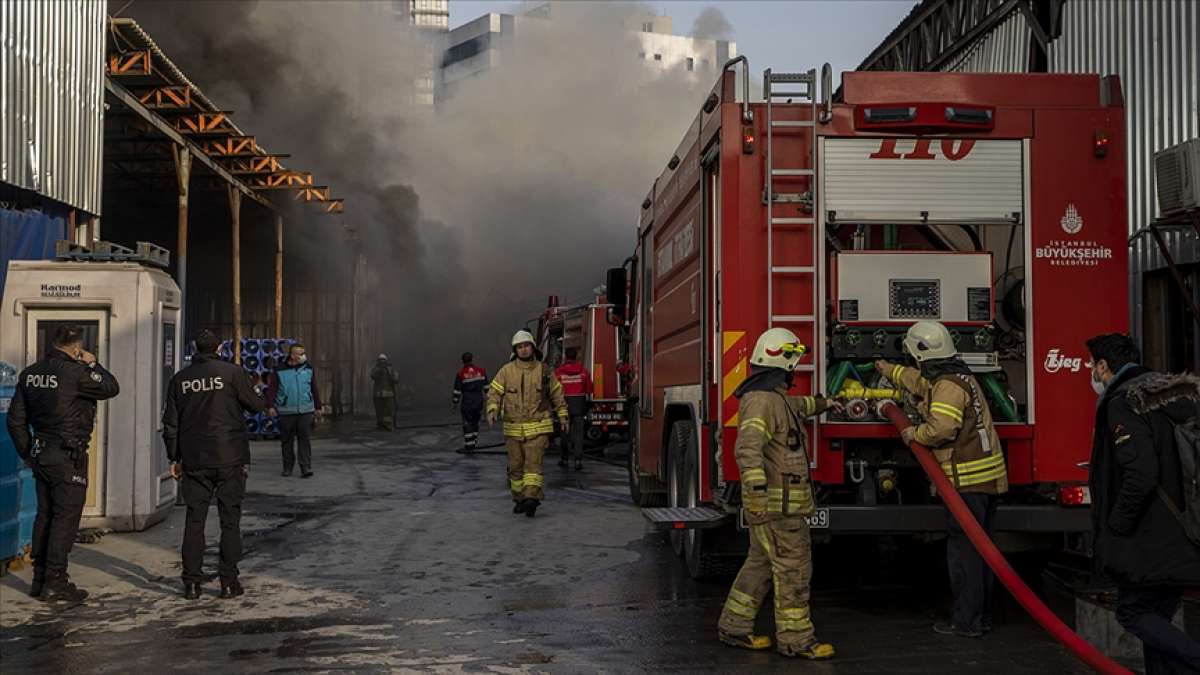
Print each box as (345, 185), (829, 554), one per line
(764, 68), (818, 374)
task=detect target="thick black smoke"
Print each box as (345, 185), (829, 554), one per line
(115, 0), (717, 395)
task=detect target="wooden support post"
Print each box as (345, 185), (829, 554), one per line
(173, 144), (192, 341)
(274, 213), (284, 337)
(228, 186), (243, 364)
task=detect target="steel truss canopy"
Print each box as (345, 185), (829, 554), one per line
(856, 0), (1060, 73)
(104, 17), (344, 213)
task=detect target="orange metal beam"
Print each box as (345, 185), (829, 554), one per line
(136, 85), (192, 109)
(107, 51), (151, 75)
(174, 112), (233, 135)
(201, 136), (260, 157)
(324, 199), (344, 214)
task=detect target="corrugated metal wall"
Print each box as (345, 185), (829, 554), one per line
(1048, 0), (1199, 346)
(0, 0), (105, 215)
(943, 12), (1032, 73)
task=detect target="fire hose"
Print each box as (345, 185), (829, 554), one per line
(878, 401), (1130, 675)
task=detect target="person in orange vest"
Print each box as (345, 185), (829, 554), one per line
(554, 347), (593, 471)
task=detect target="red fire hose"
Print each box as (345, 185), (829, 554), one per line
(878, 401), (1130, 675)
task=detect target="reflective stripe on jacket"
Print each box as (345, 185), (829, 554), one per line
(891, 364), (1008, 495)
(486, 359), (567, 439)
(736, 386), (832, 522)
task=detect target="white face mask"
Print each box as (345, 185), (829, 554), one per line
(1091, 371), (1105, 396)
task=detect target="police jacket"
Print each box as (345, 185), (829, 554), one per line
(162, 353), (266, 469)
(486, 358), (567, 440)
(887, 360), (1008, 496)
(453, 364), (488, 409)
(734, 369), (831, 524)
(1090, 367), (1200, 586)
(6, 350), (120, 459)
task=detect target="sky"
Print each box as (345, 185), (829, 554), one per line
(449, 0), (920, 80)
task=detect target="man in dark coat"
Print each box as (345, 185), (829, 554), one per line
(1087, 333), (1200, 674)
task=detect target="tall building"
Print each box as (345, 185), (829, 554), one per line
(393, 0), (450, 106)
(439, 6), (735, 104)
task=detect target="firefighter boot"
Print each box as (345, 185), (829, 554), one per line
(718, 631), (773, 651)
(777, 640), (836, 660)
(512, 501), (527, 514)
(524, 499), (539, 518)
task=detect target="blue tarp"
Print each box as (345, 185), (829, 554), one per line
(1, 207), (65, 300)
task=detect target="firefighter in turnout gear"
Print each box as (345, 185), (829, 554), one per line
(370, 354), (400, 431)
(453, 352), (488, 452)
(5, 325), (120, 605)
(718, 328), (841, 659)
(486, 331), (568, 517)
(876, 320), (1008, 639)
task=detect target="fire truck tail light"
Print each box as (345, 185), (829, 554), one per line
(944, 107), (993, 125)
(1094, 130), (1110, 158)
(863, 106), (916, 123)
(1059, 485), (1091, 506)
(742, 126), (755, 154)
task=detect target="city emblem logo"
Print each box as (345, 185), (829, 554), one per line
(1061, 203), (1083, 234)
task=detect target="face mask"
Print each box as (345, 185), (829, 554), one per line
(1091, 370), (1105, 396)
(296, 354), (307, 364)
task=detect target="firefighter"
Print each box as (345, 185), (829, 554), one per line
(718, 328), (841, 660)
(875, 320), (1008, 639)
(452, 352), (488, 452)
(486, 330), (568, 517)
(163, 330), (266, 600)
(5, 326), (120, 604)
(371, 354), (400, 431)
(554, 347), (592, 470)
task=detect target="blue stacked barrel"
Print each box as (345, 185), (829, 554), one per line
(1, 360), (32, 566)
(219, 338), (295, 440)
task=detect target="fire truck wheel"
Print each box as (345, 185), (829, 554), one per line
(667, 421), (695, 558)
(628, 443), (666, 507)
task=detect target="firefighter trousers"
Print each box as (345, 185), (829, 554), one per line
(718, 518), (816, 649)
(461, 405), (482, 450)
(506, 434), (548, 502)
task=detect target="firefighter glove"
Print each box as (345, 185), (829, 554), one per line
(487, 410), (497, 427)
(900, 426), (917, 445)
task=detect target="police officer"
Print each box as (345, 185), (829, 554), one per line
(163, 330), (266, 600)
(876, 320), (1008, 638)
(6, 325), (119, 604)
(452, 352), (488, 452)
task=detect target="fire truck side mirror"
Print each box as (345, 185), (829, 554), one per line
(606, 267), (627, 321)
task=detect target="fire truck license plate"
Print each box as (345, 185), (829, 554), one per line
(805, 508), (830, 529)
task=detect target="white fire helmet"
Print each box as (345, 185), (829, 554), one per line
(902, 321), (957, 362)
(750, 327), (808, 372)
(511, 330), (536, 347)
(378, 353), (388, 360)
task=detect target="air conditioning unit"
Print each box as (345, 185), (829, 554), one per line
(1154, 138), (1200, 216)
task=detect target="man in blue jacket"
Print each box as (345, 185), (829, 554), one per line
(267, 343), (322, 478)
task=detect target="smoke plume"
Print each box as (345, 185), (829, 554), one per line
(690, 7), (734, 41)
(117, 0), (716, 397)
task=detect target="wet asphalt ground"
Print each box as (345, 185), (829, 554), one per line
(0, 411), (1129, 673)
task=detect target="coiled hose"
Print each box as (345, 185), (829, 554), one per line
(878, 401), (1130, 675)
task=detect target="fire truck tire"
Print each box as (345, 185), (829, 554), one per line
(682, 445), (731, 581)
(667, 421), (692, 558)
(628, 447), (667, 507)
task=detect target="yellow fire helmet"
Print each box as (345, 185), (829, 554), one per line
(750, 327), (808, 372)
(511, 330), (536, 347)
(902, 320), (957, 362)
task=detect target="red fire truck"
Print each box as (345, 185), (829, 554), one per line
(607, 59), (1128, 578)
(534, 296), (630, 443)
